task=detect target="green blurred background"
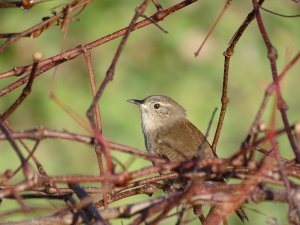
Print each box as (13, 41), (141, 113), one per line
(0, 0), (300, 224)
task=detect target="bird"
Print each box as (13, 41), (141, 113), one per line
(128, 95), (248, 223)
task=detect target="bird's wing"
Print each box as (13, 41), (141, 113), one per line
(154, 119), (215, 161)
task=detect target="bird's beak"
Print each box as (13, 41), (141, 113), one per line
(127, 99), (144, 105)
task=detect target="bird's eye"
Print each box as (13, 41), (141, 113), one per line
(153, 103), (161, 109)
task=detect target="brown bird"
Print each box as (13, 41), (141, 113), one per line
(128, 95), (248, 223)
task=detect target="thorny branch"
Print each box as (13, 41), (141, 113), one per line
(252, 0), (300, 164)
(212, 0), (265, 151)
(0, 0), (91, 52)
(0, 0), (197, 96)
(252, 1), (300, 223)
(1, 52), (42, 120)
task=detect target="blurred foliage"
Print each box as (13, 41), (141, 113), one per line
(0, 0), (300, 224)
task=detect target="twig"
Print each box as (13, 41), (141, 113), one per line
(252, 1), (300, 222)
(83, 48), (107, 208)
(68, 183), (107, 224)
(0, 0), (198, 96)
(1, 52), (42, 120)
(0, 127), (164, 162)
(261, 6), (300, 18)
(194, 0), (232, 57)
(0, 0), (90, 52)
(212, 0), (265, 151)
(252, 0), (300, 164)
(85, 5), (154, 207)
(242, 50), (300, 147)
(84, 0), (133, 188)
(0, 121), (35, 181)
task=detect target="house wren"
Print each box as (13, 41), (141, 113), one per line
(127, 95), (214, 161)
(128, 95), (248, 222)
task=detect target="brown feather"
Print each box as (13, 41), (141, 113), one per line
(147, 118), (214, 161)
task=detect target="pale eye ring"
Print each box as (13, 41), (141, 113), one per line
(153, 103), (161, 109)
